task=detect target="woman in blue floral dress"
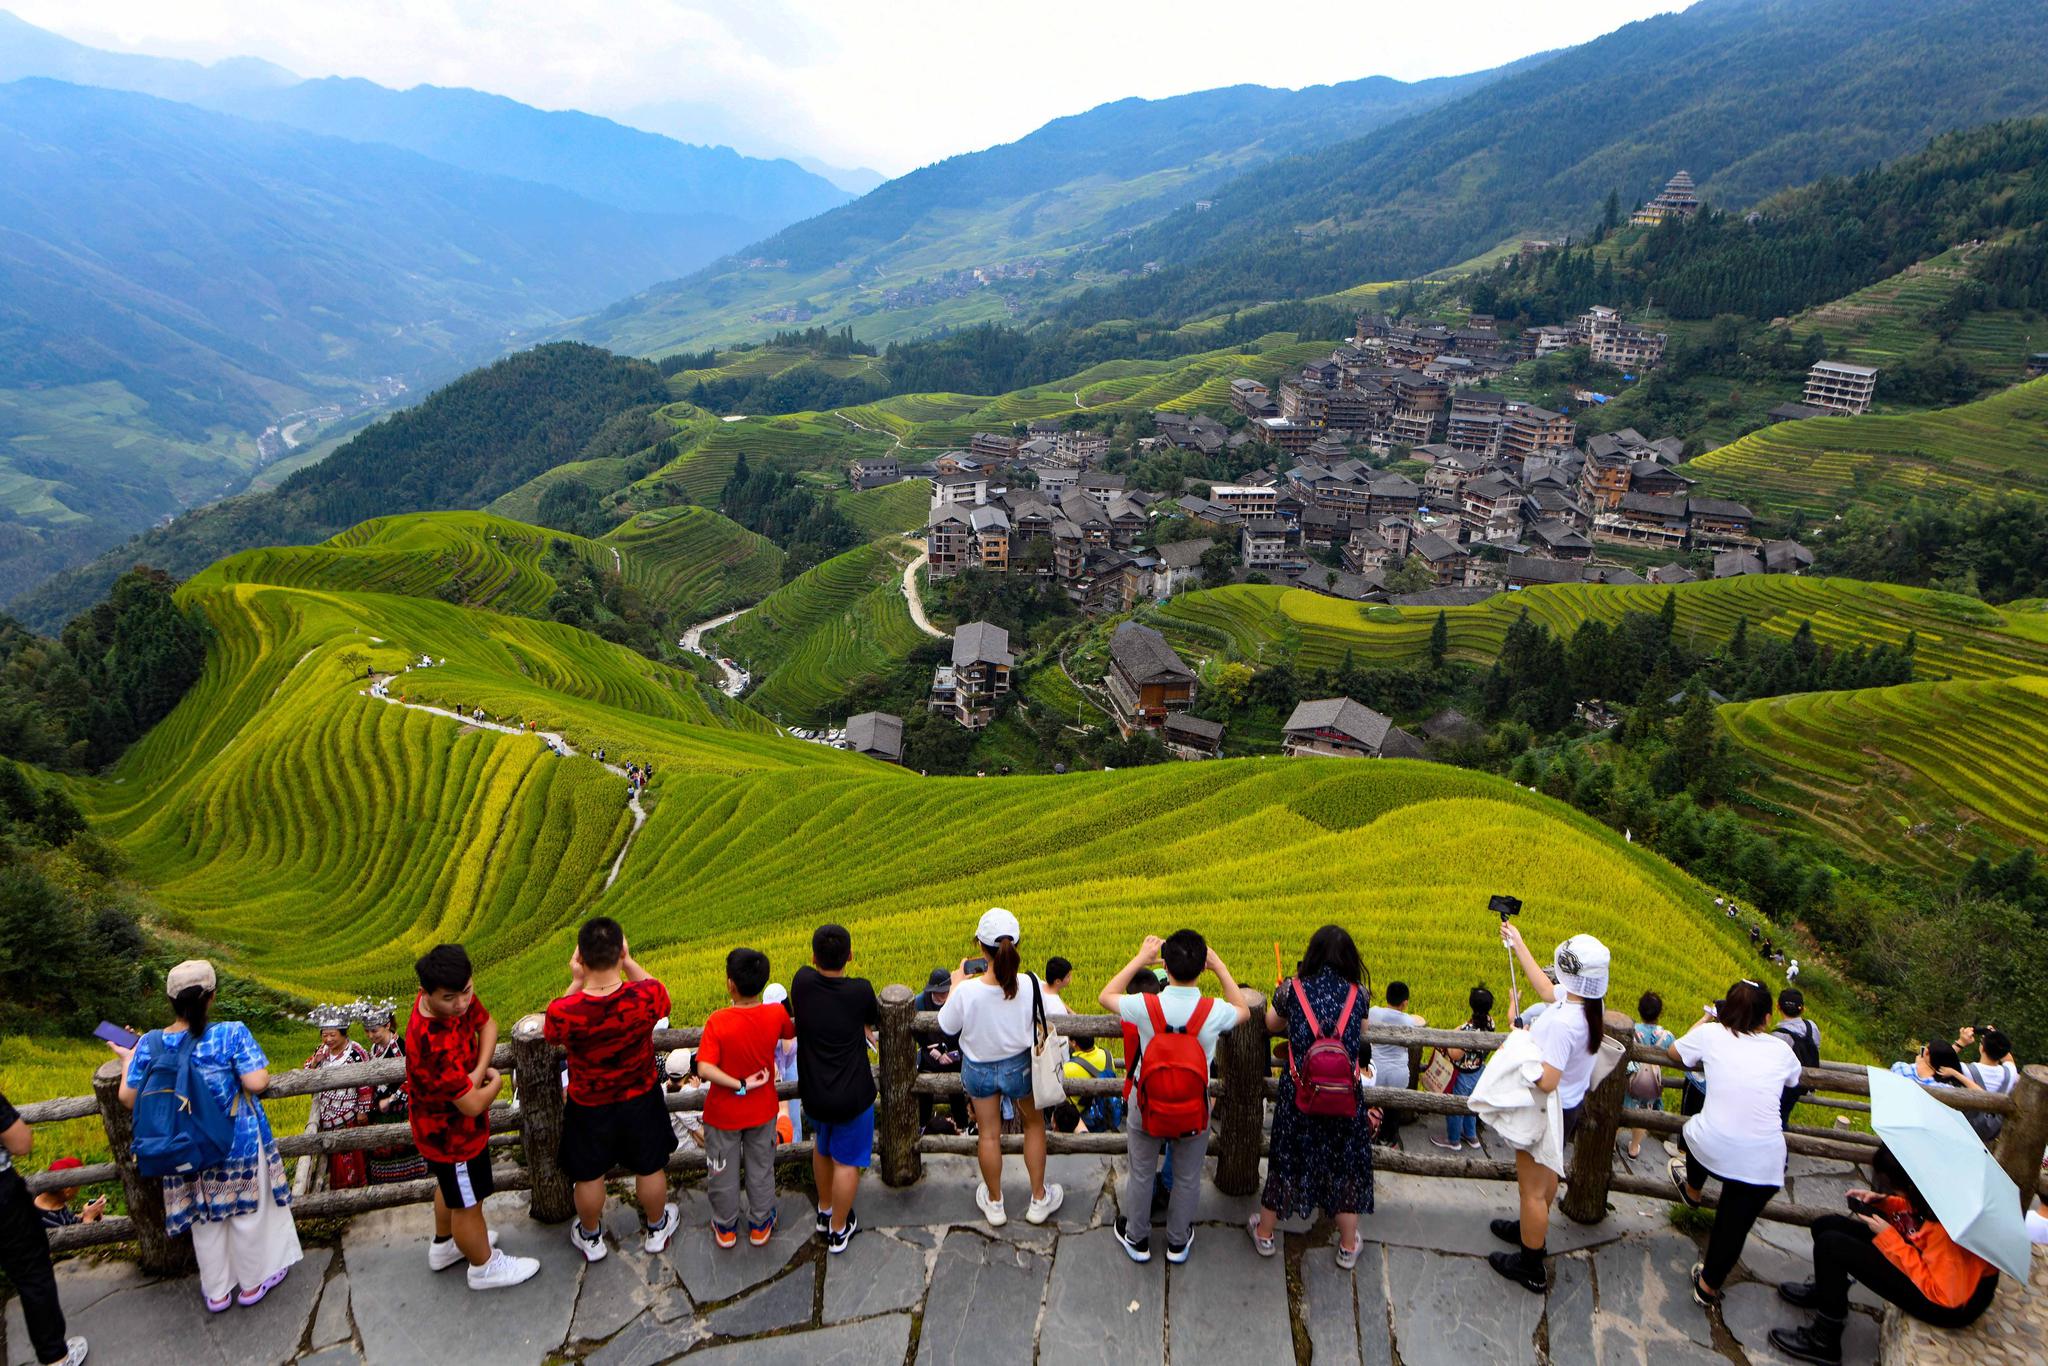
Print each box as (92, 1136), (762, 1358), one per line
(116, 960), (302, 1312)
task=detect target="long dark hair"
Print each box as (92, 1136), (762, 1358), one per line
(1296, 924), (1362, 986)
(173, 985), (214, 1040)
(1579, 996), (1604, 1054)
(1872, 1145), (1932, 1220)
(1467, 984), (1495, 1030)
(982, 936), (1020, 1000)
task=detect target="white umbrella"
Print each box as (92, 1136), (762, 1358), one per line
(1866, 1065), (2031, 1280)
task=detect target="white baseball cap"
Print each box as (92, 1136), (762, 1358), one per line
(763, 984), (788, 1006)
(975, 906), (1020, 947)
(165, 959), (216, 997)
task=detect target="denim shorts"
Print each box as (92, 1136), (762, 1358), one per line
(961, 1050), (1032, 1101)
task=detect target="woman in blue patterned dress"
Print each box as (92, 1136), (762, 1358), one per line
(115, 960), (302, 1312)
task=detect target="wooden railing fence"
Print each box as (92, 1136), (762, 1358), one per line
(13, 988), (2045, 1277)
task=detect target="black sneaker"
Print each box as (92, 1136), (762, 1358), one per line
(815, 1208), (831, 1237)
(1487, 1249), (1546, 1294)
(1165, 1228), (1193, 1265)
(1488, 1217), (1523, 1247)
(1777, 1279), (1821, 1309)
(826, 1209), (859, 1255)
(1114, 1216), (1152, 1263)
(1767, 1322), (1844, 1365)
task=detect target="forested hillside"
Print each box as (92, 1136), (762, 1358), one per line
(1057, 0), (2048, 326)
(12, 345), (668, 630)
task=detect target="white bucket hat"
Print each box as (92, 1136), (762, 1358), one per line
(1551, 933), (1611, 999)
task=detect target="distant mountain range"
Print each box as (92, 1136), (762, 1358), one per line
(0, 9), (850, 604)
(571, 62), (1537, 355)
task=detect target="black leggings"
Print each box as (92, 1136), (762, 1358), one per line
(1685, 1148), (1778, 1289)
(1809, 1214), (1998, 1326)
(0, 1170), (68, 1364)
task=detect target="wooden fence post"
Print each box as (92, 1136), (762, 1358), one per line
(877, 985), (922, 1188)
(1559, 1013), (1633, 1225)
(511, 1015), (574, 1223)
(92, 1059), (195, 1276)
(1214, 989), (1268, 1197)
(1993, 1063), (2048, 1206)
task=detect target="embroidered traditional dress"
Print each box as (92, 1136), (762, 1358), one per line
(303, 1039), (373, 1189)
(363, 1035), (428, 1184)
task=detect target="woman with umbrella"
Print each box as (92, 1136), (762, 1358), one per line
(1769, 1065), (2018, 1364)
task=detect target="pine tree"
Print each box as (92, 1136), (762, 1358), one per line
(1429, 611), (1448, 669)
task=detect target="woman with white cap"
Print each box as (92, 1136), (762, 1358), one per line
(1488, 923), (1611, 1293)
(111, 960), (303, 1313)
(935, 907), (1064, 1227)
(763, 984), (803, 1141)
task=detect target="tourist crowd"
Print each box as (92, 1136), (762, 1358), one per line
(0, 913), (2026, 1366)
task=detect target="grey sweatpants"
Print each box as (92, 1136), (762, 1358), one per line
(706, 1122), (776, 1228)
(1122, 1118), (1210, 1246)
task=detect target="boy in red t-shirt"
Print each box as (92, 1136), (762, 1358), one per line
(544, 918), (679, 1262)
(695, 947), (796, 1248)
(406, 944), (539, 1291)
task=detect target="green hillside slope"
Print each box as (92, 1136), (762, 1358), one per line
(710, 541), (924, 722)
(1152, 575), (2048, 680)
(1684, 377), (2048, 522)
(1720, 674), (2048, 875)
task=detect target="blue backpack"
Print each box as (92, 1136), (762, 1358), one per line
(1073, 1051), (1125, 1135)
(131, 1030), (237, 1178)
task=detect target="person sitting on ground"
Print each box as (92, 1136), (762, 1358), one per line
(664, 1050), (707, 1152)
(1103, 929), (1247, 1265)
(1623, 992), (1675, 1160)
(546, 918), (680, 1263)
(115, 960), (305, 1313)
(912, 968), (963, 1135)
(1042, 957), (1075, 1016)
(1666, 981), (1804, 1310)
(406, 944), (538, 1291)
(1487, 923), (1611, 1294)
(1366, 980), (1425, 1143)
(32, 1159), (105, 1229)
(1770, 1144), (1999, 1363)
(695, 948), (795, 1249)
(792, 923), (880, 1254)
(1250, 925), (1374, 1269)
(1435, 985), (1495, 1153)
(1063, 1030), (1122, 1135)
(1, 1088), (89, 1366)
(938, 908), (1066, 1229)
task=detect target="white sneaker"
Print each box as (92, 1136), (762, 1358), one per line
(427, 1229), (498, 1272)
(1025, 1184), (1064, 1226)
(975, 1184), (1008, 1227)
(570, 1220), (608, 1263)
(467, 1249), (541, 1291)
(643, 1202), (679, 1255)
(58, 1338), (88, 1366)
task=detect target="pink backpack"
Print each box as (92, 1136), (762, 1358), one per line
(1289, 979), (1361, 1117)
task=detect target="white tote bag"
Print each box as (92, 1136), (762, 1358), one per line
(1028, 974), (1070, 1110)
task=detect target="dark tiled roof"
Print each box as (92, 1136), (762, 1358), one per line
(1284, 697), (1395, 749)
(953, 622), (1013, 668)
(1110, 621), (1194, 682)
(845, 712), (904, 760)
(1164, 713), (1225, 742)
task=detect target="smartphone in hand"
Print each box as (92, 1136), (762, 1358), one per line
(93, 1021), (139, 1050)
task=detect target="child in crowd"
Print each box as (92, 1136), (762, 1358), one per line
(545, 918), (679, 1263)
(406, 945), (539, 1290)
(791, 924), (880, 1254)
(696, 948), (796, 1248)
(1042, 957), (1075, 1016)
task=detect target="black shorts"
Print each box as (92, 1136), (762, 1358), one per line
(1561, 1102), (1585, 1143)
(558, 1085), (678, 1182)
(429, 1154), (496, 1210)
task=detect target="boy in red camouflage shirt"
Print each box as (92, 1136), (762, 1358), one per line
(545, 918), (679, 1261)
(406, 944), (539, 1290)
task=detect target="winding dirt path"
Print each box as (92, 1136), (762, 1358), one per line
(362, 676), (646, 890)
(899, 542), (947, 640)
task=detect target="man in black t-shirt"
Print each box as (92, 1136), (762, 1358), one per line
(791, 923), (880, 1255)
(1, 1090), (89, 1365)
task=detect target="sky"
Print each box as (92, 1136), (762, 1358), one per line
(14, 1), (1695, 176)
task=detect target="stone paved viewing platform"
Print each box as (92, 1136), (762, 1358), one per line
(9, 1135), (1934, 1366)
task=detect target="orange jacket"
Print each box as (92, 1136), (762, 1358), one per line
(1871, 1196), (1995, 1308)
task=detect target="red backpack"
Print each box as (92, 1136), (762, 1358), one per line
(1133, 994), (1216, 1138)
(1289, 978), (1361, 1118)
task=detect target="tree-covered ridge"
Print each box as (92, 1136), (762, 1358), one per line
(1055, 0), (2048, 327)
(12, 344), (669, 632)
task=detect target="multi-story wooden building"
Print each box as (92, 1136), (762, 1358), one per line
(1104, 622), (1197, 736)
(929, 622), (1013, 729)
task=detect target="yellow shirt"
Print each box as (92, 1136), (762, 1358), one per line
(1064, 1044), (1114, 1082)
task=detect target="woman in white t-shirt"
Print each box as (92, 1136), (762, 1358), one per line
(935, 907), (1063, 1230)
(1488, 922), (1611, 1295)
(1666, 980), (1803, 1308)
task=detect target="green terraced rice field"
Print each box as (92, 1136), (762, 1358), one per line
(1151, 576), (2048, 680)
(835, 480), (930, 537)
(602, 506), (783, 619)
(1684, 377), (2048, 522)
(1791, 246), (2038, 381)
(709, 540), (924, 722)
(1720, 675), (2048, 875)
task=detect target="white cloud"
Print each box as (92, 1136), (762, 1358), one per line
(14, 0), (1695, 175)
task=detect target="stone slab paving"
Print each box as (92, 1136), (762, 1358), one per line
(10, 1160), (1962, 1366)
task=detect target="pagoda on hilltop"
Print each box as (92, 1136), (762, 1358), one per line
(1630, 170), (1700, 226)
